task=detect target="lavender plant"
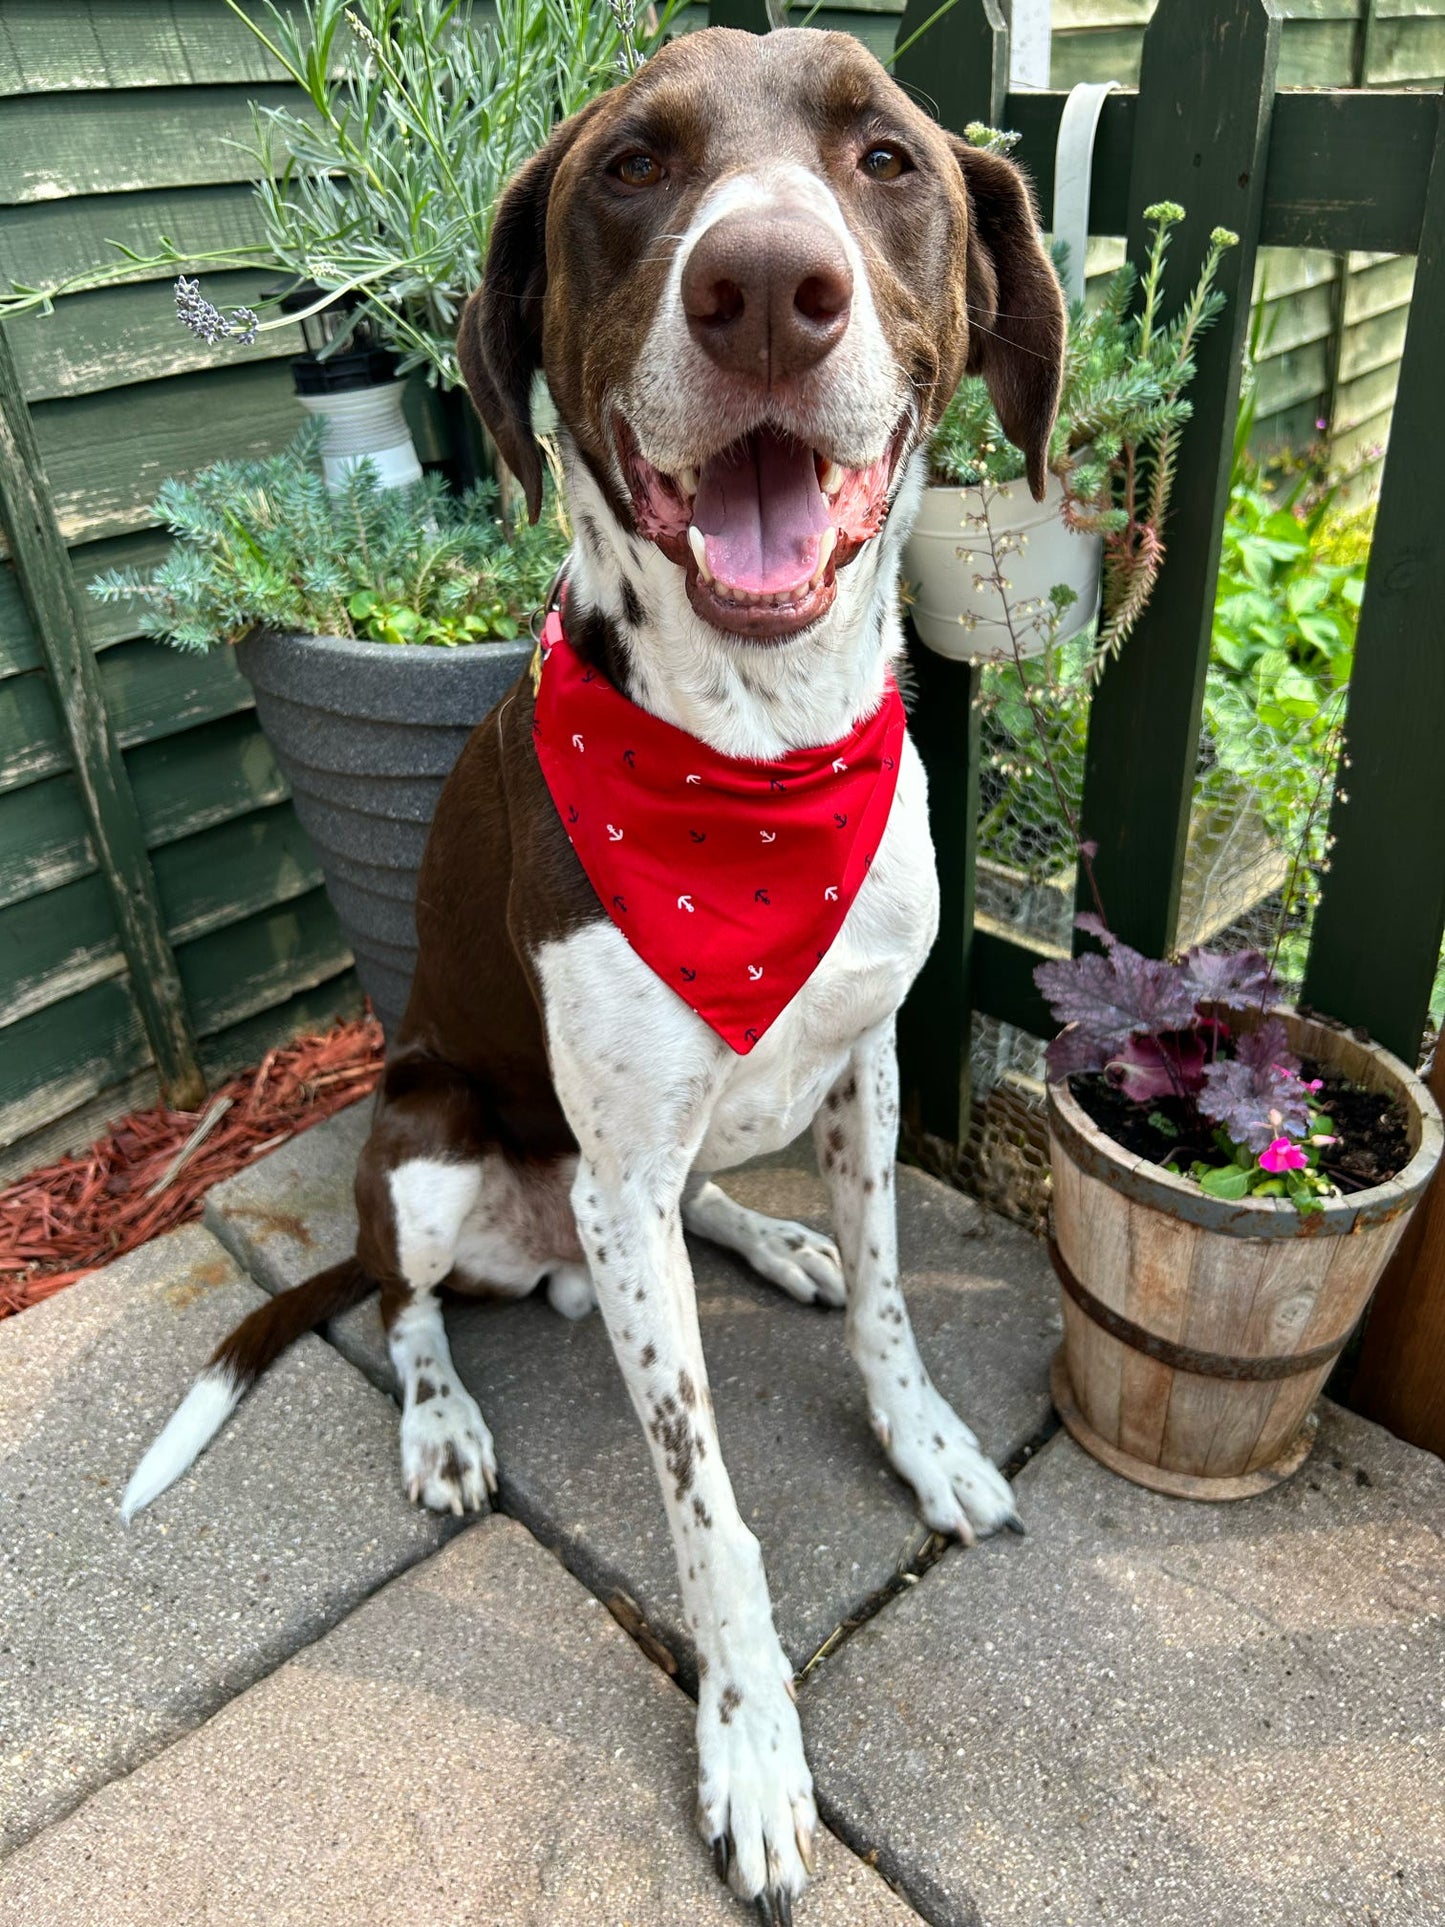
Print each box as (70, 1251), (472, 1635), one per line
(0, 0), (684, 387)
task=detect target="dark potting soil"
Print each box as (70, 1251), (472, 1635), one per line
(1070, 1062), (1413, 1195)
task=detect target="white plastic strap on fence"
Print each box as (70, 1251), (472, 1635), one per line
(1051, 80), (1121, 308)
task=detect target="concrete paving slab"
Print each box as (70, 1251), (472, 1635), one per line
(0, 1224), (449, 1854)
(803, 1402), (1445, 1927)
(207, 1103), (1061, 1670)
(0, 1515), (925, 1927)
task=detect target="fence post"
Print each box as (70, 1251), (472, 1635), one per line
(1346, 1033), (1445, 1455)
(0, 325), (206, 1109)
(1302, 88), (1445, 1062)
(893, 2), (1010, 1153)
(1074, 0), (1281, 959)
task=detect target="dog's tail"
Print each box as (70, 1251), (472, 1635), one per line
(121, 1256), (376, 1523)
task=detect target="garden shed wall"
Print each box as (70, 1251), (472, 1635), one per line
(0, 1), (360, 1177)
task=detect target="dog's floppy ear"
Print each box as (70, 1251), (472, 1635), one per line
(950, 139), (1066, 502)
(456, 101), (605, 522)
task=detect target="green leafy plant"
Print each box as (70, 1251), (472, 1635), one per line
(87, 421), (567, 649)
(0, 0), (683, 386)
(1202, 448), (1370, 980)
(929, 193), (1238, 663)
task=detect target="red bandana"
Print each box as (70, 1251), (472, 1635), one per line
(532, 610), (907, 1054)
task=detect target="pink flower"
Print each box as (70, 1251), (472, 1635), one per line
(1259, 1136), (1308, 1174)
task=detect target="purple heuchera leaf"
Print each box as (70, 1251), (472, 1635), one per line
(1106, 1030), (1208, 1101)
(1044, 1023), (1112, 1079)
(1235, 1018), (1301, 1077)
(1198, 1017), (1310, 1152)
(1035, 928), (1200, 1078)
(1181, 945), (1276, 1007)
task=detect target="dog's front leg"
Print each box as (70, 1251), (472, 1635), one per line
(817, 1018), (1021, 1541)
(576, 1146), (816, 1913)
(540, 945), (815, 1917)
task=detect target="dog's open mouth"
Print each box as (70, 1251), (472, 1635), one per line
(618, 418), (903, 640)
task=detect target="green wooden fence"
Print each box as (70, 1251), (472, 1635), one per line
(0, 1), (360, 1179)
(720, 0), (1445, 1150)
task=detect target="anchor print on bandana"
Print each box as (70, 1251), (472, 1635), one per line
(531, 610), (907, 1054)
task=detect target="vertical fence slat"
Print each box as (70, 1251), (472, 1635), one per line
(1303, 88), (1445, 1062)
(894, 0), (1009, 132)
(0, 325), (205, 1108)
(1074, 0), (1282, 960)
(898, 640), (982, 1148)
(1347, 1035), (1445, 1456)
(892, 0), (1010, 1149)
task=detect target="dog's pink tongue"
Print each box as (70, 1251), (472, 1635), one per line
(693, 428), (832, 594)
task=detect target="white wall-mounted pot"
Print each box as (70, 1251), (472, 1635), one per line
(904, 470), (1103, 662)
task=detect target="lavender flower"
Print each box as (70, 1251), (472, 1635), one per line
(608, 0), (643, 73)
(174, 276), (259, 348)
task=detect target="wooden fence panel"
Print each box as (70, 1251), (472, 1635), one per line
(0, 325), (204, 1105)
(1051, 0), (1443, 474)
(0, 3), (356, 1175)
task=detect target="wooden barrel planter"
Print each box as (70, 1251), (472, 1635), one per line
(1046, 1010), (1444, 1500)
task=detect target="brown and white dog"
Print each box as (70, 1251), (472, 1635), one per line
(124, 27), (1063, 1919)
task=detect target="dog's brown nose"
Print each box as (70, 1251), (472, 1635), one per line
(682, 210), (852, 384)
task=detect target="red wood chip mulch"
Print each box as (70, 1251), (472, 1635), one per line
(0, 1011), (384, 1319)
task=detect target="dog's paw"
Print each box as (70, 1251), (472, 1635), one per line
(740, 1217), (846, 1309)
(872, 1381), (1020, 1543)
(697, 1663), (816, 1922)
(400, 1381), (498, 1515)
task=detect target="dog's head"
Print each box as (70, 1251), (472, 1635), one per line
(459, 26), (1064, 645)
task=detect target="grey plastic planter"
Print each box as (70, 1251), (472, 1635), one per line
(235, 628), (533, 1037)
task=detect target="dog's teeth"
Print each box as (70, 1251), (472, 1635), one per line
(820, 459), (845, 495)
(677, 466), (699, 496)
(810, 526), (837, 587)
(687, 525), (713, 584)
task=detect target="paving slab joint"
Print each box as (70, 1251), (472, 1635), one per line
(813, 1787), (960, 1927)
(796, 1412), (1063, 1685)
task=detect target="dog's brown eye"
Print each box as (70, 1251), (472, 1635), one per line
(612, 151), (664, 189)
(861, 145), (909, 181)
